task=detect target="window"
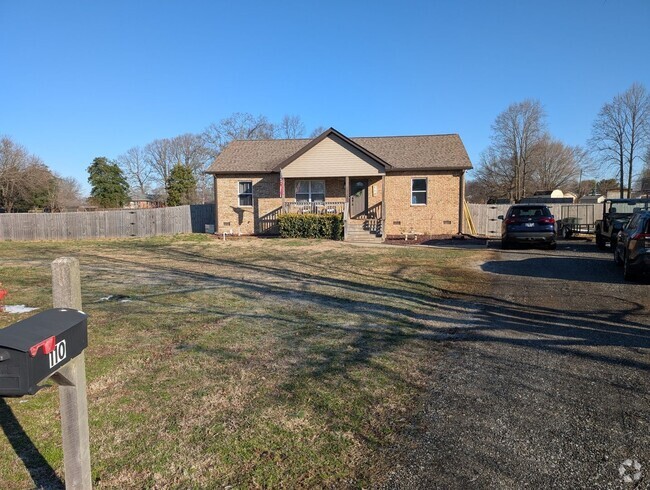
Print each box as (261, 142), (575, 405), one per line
(508, 206), (551, 218)
(295, 180), (325, 202)
(411, 178), (427, 205)
(238, 181), (253, 206)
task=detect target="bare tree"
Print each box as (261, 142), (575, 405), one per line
(0, 136), (26, 212)
(168, 133), (211, 203)
(169, 133), (208, 173)
(472, 147), (516, 200)
(622, 83), (650, 197)
(278, 115), (305, 138)
(491, 99), (546, 201)
(144, 138), (174, 190)
(52, 176), (83, 210)
(117, 146), (153, 195)
(637, 148), (650, 194)
(528, 136), (582, 191)
(590, 83), (650, 198)
(202, 113), (275, 159)
(309, 126), (327, 138)
(0, 136), (51, 212)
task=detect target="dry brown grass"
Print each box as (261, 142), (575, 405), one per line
(0, 235), (491, 488)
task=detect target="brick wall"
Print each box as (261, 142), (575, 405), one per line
(215, 171), (462, 237)
(215, 174), (281, 235)
(384, 171), (461, 236)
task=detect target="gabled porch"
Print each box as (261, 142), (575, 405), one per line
(274, 128), (390, 242)
(279, 176), (386, 242)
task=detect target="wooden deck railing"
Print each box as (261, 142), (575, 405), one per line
(281, 201), (346, 215)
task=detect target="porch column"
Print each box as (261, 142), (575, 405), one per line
(345, 176), (350, 218)
(280, 171), (285, 213)
(381, 174), (386, 241)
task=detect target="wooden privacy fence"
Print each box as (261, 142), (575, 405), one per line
(467, 203), (603, 238)
(0, 204), (215, 241)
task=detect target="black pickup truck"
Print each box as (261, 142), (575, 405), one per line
(595, 198), (650, 250)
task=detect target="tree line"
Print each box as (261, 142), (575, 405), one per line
(1, 114), (325, 211)
(89, 113), (325, 208)
(0, 137), (83, 212)
(468, 83), (650, 203)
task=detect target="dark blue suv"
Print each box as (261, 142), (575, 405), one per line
(614, 210), (650, 280)
(499, 204), (557, 250)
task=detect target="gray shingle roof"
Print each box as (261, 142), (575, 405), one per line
(206, 132), (472, 174)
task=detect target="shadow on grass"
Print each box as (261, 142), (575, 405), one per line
(0, 399), (64, 489)
(82, 244), (650, 376)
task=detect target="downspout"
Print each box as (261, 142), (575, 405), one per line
(381, 174), (386, 241)
(458, 170), (465, 234)
(344, 176), (350, 241)
(213, 174), (218, 234)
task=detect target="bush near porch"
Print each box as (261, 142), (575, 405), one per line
(278, 213), (343, 240)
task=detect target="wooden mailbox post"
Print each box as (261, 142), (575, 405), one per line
(0, 258), (91, 489)
(51, 257), (92, 489)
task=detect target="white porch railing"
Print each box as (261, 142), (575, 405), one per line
(281, 201), (346, 215)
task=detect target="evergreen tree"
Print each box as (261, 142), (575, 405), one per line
(166, 163), (196, 206)
(87, 157), (130, 208)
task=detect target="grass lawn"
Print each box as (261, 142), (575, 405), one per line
(0, 235), (488, 488)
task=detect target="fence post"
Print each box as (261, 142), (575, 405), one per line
(50, 257), (92, 490)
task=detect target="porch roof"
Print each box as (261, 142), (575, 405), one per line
(206, 127), (473, 175)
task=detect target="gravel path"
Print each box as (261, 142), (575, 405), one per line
(380, 240), (649, 489)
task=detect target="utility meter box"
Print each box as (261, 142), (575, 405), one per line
(0, 309), (88, 397)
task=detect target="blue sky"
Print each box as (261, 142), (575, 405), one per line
(1, 0), (649, 193)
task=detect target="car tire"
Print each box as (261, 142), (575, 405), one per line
(596, 232), (606, 250)
(623, 253), (637, 281)
(548, 242), (557, 250)
(562, 226), (572, 239)
(614, 246), (624, 266)
(501, 240), (509, 250)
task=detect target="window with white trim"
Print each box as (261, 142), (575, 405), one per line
(411, 178), (427, 205)
(238, 181), (253, 206)
(295, 180), (325, 202)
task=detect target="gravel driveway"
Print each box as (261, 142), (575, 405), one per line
(381, 240), (649, 489)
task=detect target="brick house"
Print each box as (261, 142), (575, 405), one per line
(206, 128), (472, 241)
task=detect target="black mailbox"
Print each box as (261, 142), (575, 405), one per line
(0, 309), (88, 397)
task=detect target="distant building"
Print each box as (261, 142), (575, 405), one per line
(125, 192), (163, 209)
(578, 194), (605, 204)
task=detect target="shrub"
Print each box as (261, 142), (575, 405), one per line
(277, 213), (343, 240)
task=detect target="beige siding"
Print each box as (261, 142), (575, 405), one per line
(384, 171), (461, 236)
(281, 134), (385, 178)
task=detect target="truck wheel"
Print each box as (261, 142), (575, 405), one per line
(596, 233), (606, 250)
(610, 236), (617, 252)
(562, 226), (572, 239)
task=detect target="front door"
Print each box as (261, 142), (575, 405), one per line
(350, 179), (368, 218)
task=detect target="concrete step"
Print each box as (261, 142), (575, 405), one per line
(346, 237), (383, 243)
(348, 230), (377, 237)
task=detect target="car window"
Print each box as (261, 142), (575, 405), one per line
(509, 206), (551, 217)
(608, 201), (650, 214)
(627, 214), (639, 229)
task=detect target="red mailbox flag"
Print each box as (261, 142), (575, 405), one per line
(0, 287), (6, 312)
